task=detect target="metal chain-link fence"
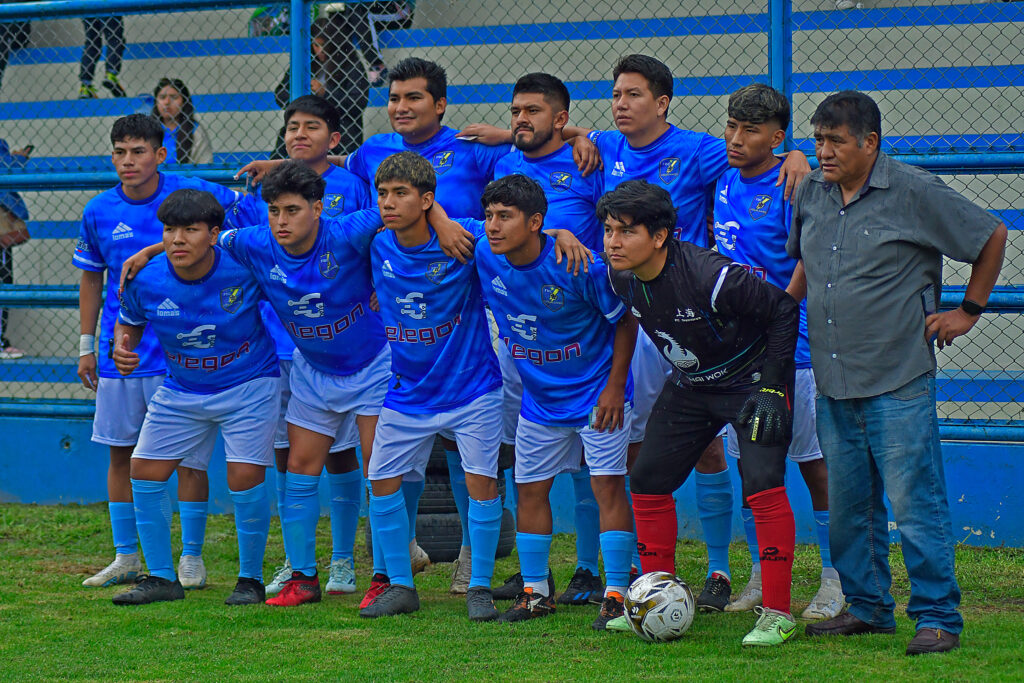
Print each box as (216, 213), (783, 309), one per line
(0, 0), (1021, 426)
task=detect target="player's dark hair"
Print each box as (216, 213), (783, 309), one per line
(481, 174), (547, 219)
(284, 94), (341, 134)
(728, 83), (791, 132)
(810, 90), (882, 145)
(375, 151), (436, 195)
(512, 72), (570, 112)
(597, 180), (676, 241)
(110, 113), (164, 150)
(389, 57), (447, 103)
(156, 188), (224, 230)
(261, 159), (327, 204)
(613, 54), (674, 104)
(151, 78), (202, 163)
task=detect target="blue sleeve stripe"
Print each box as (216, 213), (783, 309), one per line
(604, 301), (625, 322)
(118, 312), (145, 326)
(72, 255), (105, 270)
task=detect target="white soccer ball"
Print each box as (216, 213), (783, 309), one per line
(624, 571), (695, 642)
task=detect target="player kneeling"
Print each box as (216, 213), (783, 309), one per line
(111, 189), (279, 606)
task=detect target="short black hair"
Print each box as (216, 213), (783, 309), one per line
(596, 180), (676, 240)
(261, 159), (326, 204)
(810, 90), (882, 145)
(728, 83), (791, 132)
(375, 151), (436, 195)
(512, 72), (570, 112)
(111, 113), (164, 150)
(613, 54), (673, 103)
(156, 188), (224, 230)
(481, 174), (547, 219)
(284, 94), (341, 134)
(389, 57), (447, 103)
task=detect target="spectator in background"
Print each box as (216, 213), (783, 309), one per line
(272, 15), (369, 158)
(151, 78), (213, 164)
(79, 16), (127, 99)
(0, 19), (31, 96)
(0, 137), (31, 360)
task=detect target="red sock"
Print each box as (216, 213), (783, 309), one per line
(632, 493), (677, 575)
(747, 486), (795, 614)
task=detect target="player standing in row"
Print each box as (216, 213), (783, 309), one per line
(601, 180), (801, 647)
(226, 95), (370, 598)
(76, 114), (240, 590)
(473, 175), (638, 630)
(712, 84), (842, 619)
(111, 189), (278, 606)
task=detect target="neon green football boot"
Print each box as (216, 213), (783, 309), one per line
(742, 606), (798, 647)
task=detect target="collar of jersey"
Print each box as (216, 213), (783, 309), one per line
(520, 144), (571, 165)
(506, 233), (553, 272)
(116, 172), (166, 206)
(392, 224), (437, 254)
(401, 126), (452, 151)
(165, 245), (221, 286)
(737, 160), (783, 185)
(625, 124), (676, 152)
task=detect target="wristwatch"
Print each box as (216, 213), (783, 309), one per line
(960, 298), (986, 316)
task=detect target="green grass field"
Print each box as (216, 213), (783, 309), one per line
(0, 504), (1021, 681)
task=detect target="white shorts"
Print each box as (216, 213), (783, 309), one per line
(274, 360), (359, 453)
(628, 331), (672, 444)
(285, 346), (390, 439)
(514, 406), (632, 484)
(496, 342), (523, 446)
(132, 376), (280, 470)
(92, 374), (166, 446)
(369, 389), (502, 481)
(727, 367), (822, 463)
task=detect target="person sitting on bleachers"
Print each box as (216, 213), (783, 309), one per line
(151, 78), (213, 165)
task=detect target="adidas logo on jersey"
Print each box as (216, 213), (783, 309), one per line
(491, 276), (508, 296)
(157, 298), (180, 317)
(631, 306), (642, 318)
(612, 161), (626, 177)
(718, 184), (729, 203)
(112, 222), (134, 241)
(382, 259), (395, 279)
(269, 265), (288, 283)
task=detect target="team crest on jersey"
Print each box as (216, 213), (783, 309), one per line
(425, 261), (447, 285)
(541, 284), (564, 311)
(432, 151), (455, 175)
(220, 286), (244, 314)
(319, 251), (339, 279)
(549, 171), (572, 193)
(748, 194), (772, 220)
(322, 193), (345, 218)
(658, 157), (681, 183)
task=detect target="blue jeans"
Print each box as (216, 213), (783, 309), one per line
(816, 371), (962, 633)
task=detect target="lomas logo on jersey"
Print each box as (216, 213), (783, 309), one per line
(425, 261), (447, 285)
(432, 150), (455, 175)
(112, 222), (134, 241)
(541, 284), (564, 311)
(322, 193), (345, 218)
(381, 259), (395, 279)
(658, 157), (680, 183)
(549, 171), (572, 192)
(611, 161), (626, 177)
(748, 194), (772, 220)
(157, 298), (180, 317)
(269, 265), (288, 283)
(220, 286), (244, 314)
(319, 251), (339, 279)
(490, 276), (508, 296)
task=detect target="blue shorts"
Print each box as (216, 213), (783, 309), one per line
(628, 331), (672, 444)
(727, 367), (822, 463)
(514, 406), (632, 483)
(132, 376), (279, 470)
(285, 346), (389, 439)
(369, 389), (502, 481)
(92, 374), (166, 446)
(274, 360), (358, 452)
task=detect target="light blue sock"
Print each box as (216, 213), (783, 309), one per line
(814, 509), (839, 580)
(516, 532), (552, 596)
(131, 479), (175, 581)
(108, 501), (137, 555)
(695, 468), (733, 578)
(600, 530), (635, 590)
(625, 476), (641, 570)
(328, 470), (361, 562)
(401, 478), (425, 544)
(282, 472), (320, 577)
(368, 480), (386, 575)
(178, 500), (208, 558)
(369, 490), (413, 588)
(570, 467), (600, 574)
(468, 496), (502, 589)
(230, 481), (271, 581)
(741, 506), (760, 568)
(275, 469), (287, 516)
(446, 450), (471, 547)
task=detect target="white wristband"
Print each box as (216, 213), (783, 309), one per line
(79, 334), (96, 357)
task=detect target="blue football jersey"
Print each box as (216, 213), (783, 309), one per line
(73, 173), (242, 378)
(474, 229), (633, 427)
(218, 209), (386, 376)
(713, 164), (810, 368)
(346, 126), (510, 219)
(118, 248), (278, 394)
(494, 145), (604, 250)
(588, 126), (728, 247)
(370, 219), (501, 413)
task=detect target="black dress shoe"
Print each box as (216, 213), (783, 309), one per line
(805, 612), (896, 637)
(906, 628), (960, 655)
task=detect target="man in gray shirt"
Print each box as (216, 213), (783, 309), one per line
(785, 91), (1006, 656)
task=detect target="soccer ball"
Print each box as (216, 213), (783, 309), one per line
(624, 571), (695, 642)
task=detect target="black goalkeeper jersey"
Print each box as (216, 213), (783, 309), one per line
(606, 239), (798, 391)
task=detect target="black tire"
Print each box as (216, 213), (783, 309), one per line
(418, 473), (506, 515)
(496, 508), (515, 558)
(365, 506), (516, 562)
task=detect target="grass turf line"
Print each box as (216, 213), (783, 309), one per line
(0, 503), (1021, 681)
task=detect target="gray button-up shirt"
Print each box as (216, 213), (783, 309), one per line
(786, 152), (1000, 399)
